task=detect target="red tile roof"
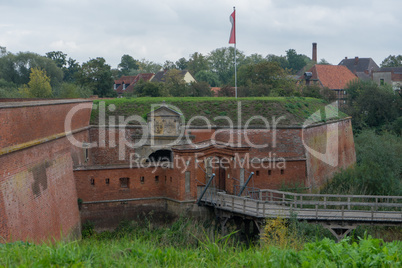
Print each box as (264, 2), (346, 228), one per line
(210, 87), (220, 96)
(304, 65), (358, 90)
(114, 73), (155, 94)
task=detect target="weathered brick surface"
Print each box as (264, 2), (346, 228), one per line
(87, 127), (306, 166)
(74, 119), (355, 230)
(185, 129), (217, 143)
(75, 162), (195, 202)
(246, 160), (307, 190)
(0, 101), (92, 149)
(75, 167), (168, 202)
(302, 119), (356, 188)
(0, 98), (356, 237)
(214, 128), (305, 158)
(89, 127), (139, 166)
(178, 149), (306, 196)
(0, 101), (91, 243)
(0, 134), (88, 242)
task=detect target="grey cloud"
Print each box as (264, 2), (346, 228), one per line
(0, 0), (401, 68)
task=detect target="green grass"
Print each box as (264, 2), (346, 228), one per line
(1, 233), (401, 267)
(90, 97), (348, 126)
(1, 217), (401, 267)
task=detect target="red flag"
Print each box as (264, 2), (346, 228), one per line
(229, 9), (236, 44)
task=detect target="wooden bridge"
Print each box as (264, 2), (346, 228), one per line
(197, 185), (402, 241)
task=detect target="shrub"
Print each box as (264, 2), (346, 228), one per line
(81, 221), (95, 239)
(261, 217), (304, 250)
(321, 130), (402, 196)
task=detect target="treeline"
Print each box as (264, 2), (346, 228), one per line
(321, 129), (401, 196)
(0, 49), (110, 98)
(321, 80), (402, 196)
(115, 48), (333, 98)
(1, 45), (401, 101)
(0, 46), (325, 98)
(343, 80), (401, 134)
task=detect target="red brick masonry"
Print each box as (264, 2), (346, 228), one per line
(0, 100), (92, 243)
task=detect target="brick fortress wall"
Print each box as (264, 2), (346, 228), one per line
(0, 100), (92, 243)
(303, 118), (356, 188)
(0, 98), (357, 237)
(76, 118), (355, 229)
(78, 120), (356, 196)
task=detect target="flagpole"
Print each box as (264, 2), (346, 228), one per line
(234, 6), (237, 98)
(229, 6), (237, 98)
(234, 38), (237, 98)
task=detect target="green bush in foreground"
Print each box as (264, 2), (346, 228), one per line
(0, 235), (400, 267)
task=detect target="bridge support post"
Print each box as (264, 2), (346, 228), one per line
(322, 222), (357, 242)
(215, 209), (231, 236)
(220, 217), (229, 236)
(244, 220), (251, 237)
(253, 219), (263, 234)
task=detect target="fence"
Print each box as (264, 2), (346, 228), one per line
(197, 186), (402, 222)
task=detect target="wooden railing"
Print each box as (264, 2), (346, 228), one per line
(197, 186), (402, 223)
(197, 185), (221, 204)
(257, 189), (402, 211)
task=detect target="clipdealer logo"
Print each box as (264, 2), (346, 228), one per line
(302, 102), (339, 167)
(64, 100), (340, 168)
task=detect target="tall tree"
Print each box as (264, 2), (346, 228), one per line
(237, 61), (294, 96)
(164, 69), (188, 97)
(0, 52), (63, 87)
(134, 79), (163, 97)
(208, 47), (245, 85)
(244, 53), (265, 65)
(175, 57), (188, 70)
(380, 55), (402, 67)
(318, 58), (331, 65)
(136, 59), (162, 74)
(64, 57), (80, 83)
(187, 52), (209, 76)
(19, 68), (52, 98)
(118, 54), (139, 76)
(162, 60), (177, 70)
(345, 80), (401, 130)
(77, 57), (114, 97)
(0, 46), (7, 57)
(0, 78), (19, 98)
(46, 51), (80, 83)
(55, 82), (93, 99)
(266, 54), (288, 70)
(46, 51), (67, 68)
(286, 49), (307, 74)
(194, 70), (220, 87)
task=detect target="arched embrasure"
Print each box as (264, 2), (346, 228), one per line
(147, 149), (173, 162)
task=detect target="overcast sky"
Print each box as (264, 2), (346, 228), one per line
(1, 0), (401, 68)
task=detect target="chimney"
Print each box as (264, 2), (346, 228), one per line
(312, 43), (317, 63)
(345, 57), (348, 60)
(354, 56), (359, 65)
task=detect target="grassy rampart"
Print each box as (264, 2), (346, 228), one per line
(90, 97), (348, 126)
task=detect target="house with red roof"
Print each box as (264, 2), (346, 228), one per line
(210, 87), (220, 97)
(114, 73), (155, 96)
(114, 70), (197, 97)
(300, 65), (358, 106)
